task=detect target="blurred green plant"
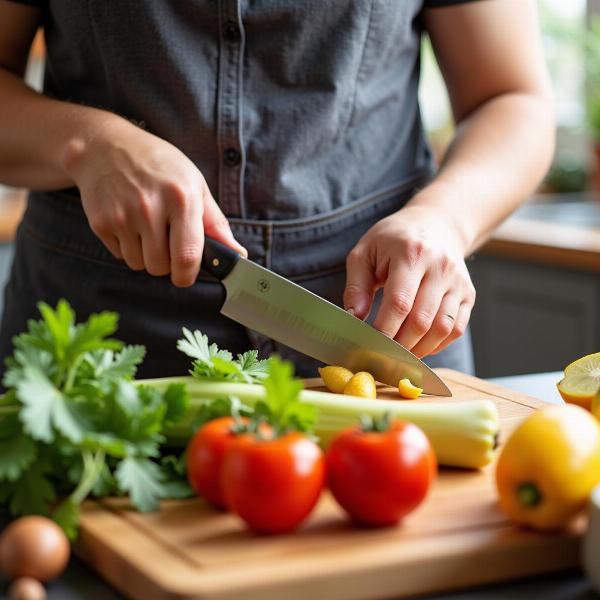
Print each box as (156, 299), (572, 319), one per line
(587, 18), (600, 141)
(543, 160), (588, 193)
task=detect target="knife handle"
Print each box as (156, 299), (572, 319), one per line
(201, 236), (241, 280)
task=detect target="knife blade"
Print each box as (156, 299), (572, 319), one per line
(201, 237), (451, 396)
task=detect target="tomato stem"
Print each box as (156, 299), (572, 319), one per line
(517, 482), (542, 507)
(359, 412), (391, 433)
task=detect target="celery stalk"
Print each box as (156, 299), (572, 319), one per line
(138, 376), (500, 469)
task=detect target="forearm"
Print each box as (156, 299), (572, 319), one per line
(0, 67), (132, 190)
(407, 90), (555, 255)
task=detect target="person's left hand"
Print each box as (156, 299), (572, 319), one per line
(343, 205), (476, 358)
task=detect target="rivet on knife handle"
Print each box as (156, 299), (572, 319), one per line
(201, 237), (241, 281)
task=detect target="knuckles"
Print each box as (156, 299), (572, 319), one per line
(409, 311), (433, 336)
(387, 291), (413, 317)
(173, 247), (201, 270)
(434, 315), (454, 338)
(165, 181), (192, 212)
(346, 246), (367, 268)
(401, 237), (427, 266)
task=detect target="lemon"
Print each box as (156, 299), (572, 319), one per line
(557, 353), (600, 411)
(343, 371), (377, 399)
(398, 378), (423, 399)
(318, 366), (354, 394)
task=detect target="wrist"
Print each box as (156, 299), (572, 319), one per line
(405, 180), (476, 256)
(60, 112), (133, 184)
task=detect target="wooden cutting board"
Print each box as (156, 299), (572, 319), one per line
(75, 369), (583, 600)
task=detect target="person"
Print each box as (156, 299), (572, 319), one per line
(0, 0), (554, 381)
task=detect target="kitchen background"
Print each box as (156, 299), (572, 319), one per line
(1, 0), (598, 379)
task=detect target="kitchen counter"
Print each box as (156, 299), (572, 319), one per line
(1, 371), (596, 600)
(480, 194), (600, 272)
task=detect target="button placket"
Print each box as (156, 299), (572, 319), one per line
(217, 1), (246, 218)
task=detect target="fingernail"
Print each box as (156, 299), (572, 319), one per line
(239, 246), (248, 258)
(347, 308), (356, 317)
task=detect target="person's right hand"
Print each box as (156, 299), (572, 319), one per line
(62, 118), (246, 287)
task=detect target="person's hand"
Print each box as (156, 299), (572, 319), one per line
(343, 205), (476, 358)
(62, 118), (246, 287)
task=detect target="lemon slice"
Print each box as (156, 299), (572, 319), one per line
(398, 378), (423, 399)
(557, 353), (600, 411)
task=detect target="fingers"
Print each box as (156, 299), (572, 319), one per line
(392, 272), (445, 351)
(410, 292), (462, 358)
(167, 184), (244, 287)
(372, 264), (424, 338)
(430, 300), (473, 356)
(116, 231), (145, 271)
(85, 175), (244, 284)
(203, 192), (247, 258)
(169, 210), (204, 288)
(140, 222), (170, 276)
(343, 246), (376, 319)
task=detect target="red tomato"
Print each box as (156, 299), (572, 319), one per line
(221, 432), (325, 533)
(186, 416), (250, 509)
(326, 420), (437, 526)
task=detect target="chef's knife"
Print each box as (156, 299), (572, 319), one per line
(201, 237), (452, 396)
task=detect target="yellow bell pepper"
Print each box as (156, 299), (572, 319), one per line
(495, 404), (600, 530)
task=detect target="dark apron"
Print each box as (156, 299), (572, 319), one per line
(0, 0), (475, 380)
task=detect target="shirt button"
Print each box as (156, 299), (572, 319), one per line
(224, 148), (241, 166)
(224, 21), (241, 42)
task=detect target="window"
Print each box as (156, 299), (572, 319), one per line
(419, 0), (595, 193)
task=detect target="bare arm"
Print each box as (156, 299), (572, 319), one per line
(0, 0), (245, 286)
(344, 0), (554, 358)
(414, 0), (555, 253)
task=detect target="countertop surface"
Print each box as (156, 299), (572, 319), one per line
(1, 370), (598, 600)
(480, 194), (600, 272)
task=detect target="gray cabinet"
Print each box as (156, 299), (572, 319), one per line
(468, 255), (599, 378)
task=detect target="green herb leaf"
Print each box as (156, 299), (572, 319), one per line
(0, 425), (38, 482)
(162, 383), (188, 424)
(190, 396), (253, 432)
(1, 459), (56, 516)
(87, 345), (146, 381)
(179, 328), (269, 383)
(53, 498), (80, 541)
(115, 457), (166, 512)
(17, 366), (88, 443)
(68, 311), (122, 359)
(260, 356), (315, 434)
(236, 350), (270, 382)
(161, 479), (194, 499)
(177, 328), (232, 364)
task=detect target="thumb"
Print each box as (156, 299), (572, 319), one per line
(344, 247), (375, 320)
(202, 191), (248, 258)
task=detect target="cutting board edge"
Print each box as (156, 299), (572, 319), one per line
(75, 510), (582, 600)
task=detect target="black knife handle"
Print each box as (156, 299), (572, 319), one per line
(201, 236), (241, 280)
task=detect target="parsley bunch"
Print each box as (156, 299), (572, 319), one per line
(177, 328), (269, 383)
(252, 356), (317, 436)
(0, 300), (189, 538)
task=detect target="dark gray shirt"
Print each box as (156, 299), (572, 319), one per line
(11, 0), (474, 221)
